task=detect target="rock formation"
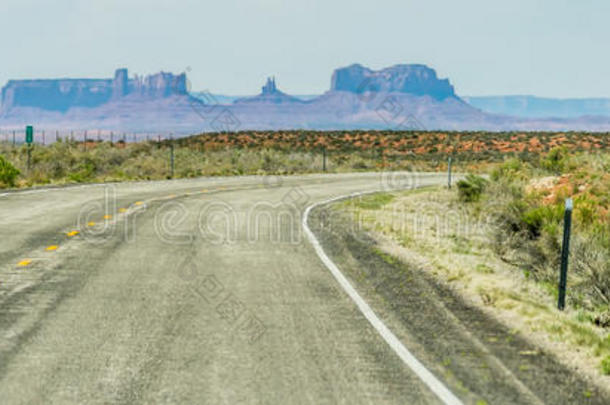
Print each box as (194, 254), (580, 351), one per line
(234, 77), (304, 104)
(1, 64), (609, 132)
(330, 63), (456, 100)
(1, 69), (187, 114)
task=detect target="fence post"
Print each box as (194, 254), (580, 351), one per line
(169, 135), (175, 179)
(448, 157), (453, 189)
(323, 147), (327, 172)
(12, 130), (15, 146)
(558, 198), (573, 310)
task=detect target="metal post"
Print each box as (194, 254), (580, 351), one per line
(448, 157), (453, 189)
(558, 198), (573, 310)
(42, 130), (45, 146)
(27, 144), (32, 173)
(322, 147), (327, 172)
(170, 136), (175, 179)
(12, 130), (15, 146)
(110, 131), (114, 145)
(56, 130), (59, 143)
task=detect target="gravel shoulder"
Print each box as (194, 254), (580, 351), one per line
(318, 187), (609, 404)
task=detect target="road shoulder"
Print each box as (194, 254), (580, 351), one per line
(308, 190), (609, 404)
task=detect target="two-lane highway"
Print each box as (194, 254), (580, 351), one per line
(1, 173), (452, 404)
(1, 172), (603, 405)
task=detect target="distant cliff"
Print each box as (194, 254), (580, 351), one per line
(0, 69), (187, 113)
(330, 64), (456, 100)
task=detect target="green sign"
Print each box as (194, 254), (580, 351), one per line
(25, 126), (33, 144)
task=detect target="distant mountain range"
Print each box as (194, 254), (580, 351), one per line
(463, 96), (610, 119)
(1, 64), (610, 134)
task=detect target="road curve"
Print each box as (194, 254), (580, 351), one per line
(0, 173), (600, 404)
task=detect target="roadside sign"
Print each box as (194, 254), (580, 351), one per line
(26, 126), (33, 144)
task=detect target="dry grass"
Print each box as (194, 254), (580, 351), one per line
(338, 187), (610, 383)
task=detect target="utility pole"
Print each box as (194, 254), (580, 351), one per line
(558, 198), (573, 310)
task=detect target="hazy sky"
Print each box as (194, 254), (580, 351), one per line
(1, 0), (608, 97)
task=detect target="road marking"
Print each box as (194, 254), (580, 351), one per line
(303, 193), (463, 405)
(134, 201), (143, 206)
(66, 230), (79, 237)
(17, 259), (32, 267)
(103, 214), (112, 220)
(45, 245), (58, 251)
(87, 221), (96, 227)
(119, 208), (127, 213)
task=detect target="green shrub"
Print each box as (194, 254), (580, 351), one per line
(491, 158), (523, 181)
(0, 155), (20, 187)
(540, 147), (570, 174)
(457, 174), (488, 202)
(601, 355), (610, 375)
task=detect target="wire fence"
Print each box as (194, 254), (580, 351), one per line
(0, 129), (186, 146)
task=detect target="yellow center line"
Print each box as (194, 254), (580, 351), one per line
(67, 230), (79, 237)
(134, 201), (143, 206)
(17, 259), (32, 267)
(119, 208), (127, 213)
(46, 245), (58, 251)
(87, 221), (96, 227)
(103, 214), (112, 220)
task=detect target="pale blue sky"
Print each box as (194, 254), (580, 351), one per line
(0, 0), (608, 97)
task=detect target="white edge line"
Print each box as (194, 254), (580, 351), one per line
(302, 190), (464, 405)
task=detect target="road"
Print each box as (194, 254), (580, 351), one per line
(0, 173), (604, 404)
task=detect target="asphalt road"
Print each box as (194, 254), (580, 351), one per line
(0, 173), (603, 404)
